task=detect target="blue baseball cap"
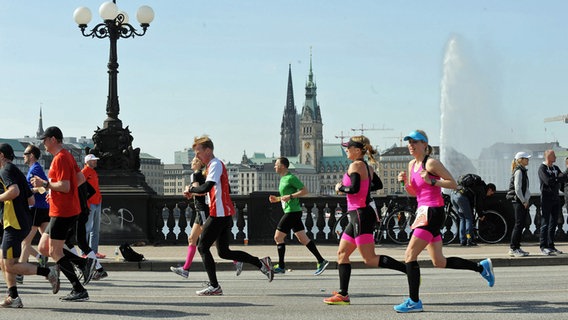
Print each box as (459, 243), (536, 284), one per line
(403, 131), (428, 143)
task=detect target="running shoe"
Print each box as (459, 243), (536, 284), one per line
(196, 283), (223, 296)
(259, 256), (274, 282)
(59, 289), (89, 302)
(273, 264), (285, 274)
(541, 248), (554, 256)
(314, 259), (330, 276)
(234, 261), (244, 276)
(38, 254), (48, 268)
(508, 248), (529, 257)
(47, 265), (60, 294)
(170, 266), (189, 279)
(550, 248), (564, 254)
(0, 296), (23, 308)
(479, 258), (495, 287)
(394, 298), (423, 313)
(15, 275), (23, 284)
(81, 258), (97, 285)
(92, 269), (108, 281)
(323, 292), (350, 305)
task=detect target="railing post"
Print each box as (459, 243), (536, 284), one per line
(165, 204), (176, 242)
(177, 203), (188, 243)
(315, 202), (327, 240)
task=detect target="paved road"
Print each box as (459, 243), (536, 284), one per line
(4, 264), (567, 319)
(94, 242), (568, 272)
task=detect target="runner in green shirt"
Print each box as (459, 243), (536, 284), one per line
(268, 157), (329, 275)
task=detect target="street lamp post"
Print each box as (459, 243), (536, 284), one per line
(73, 1), (154, 172)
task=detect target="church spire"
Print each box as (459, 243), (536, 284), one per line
(36, 103), (44, 139)
(280, 64), (298, 157)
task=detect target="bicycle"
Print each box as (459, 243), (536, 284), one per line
(333, 194), (416, 245)
(442, 193), (508, 244)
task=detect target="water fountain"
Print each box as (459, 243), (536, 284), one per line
(439, 34), (501, 180)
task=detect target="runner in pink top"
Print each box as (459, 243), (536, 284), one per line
(394, 130), (495, 313)
(324, 135), (407, 306)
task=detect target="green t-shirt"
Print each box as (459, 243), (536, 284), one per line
(279, 172), (304, 213)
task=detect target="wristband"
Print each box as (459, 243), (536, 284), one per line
(290, 194), (294, 199)
(430, 178), (437, 186)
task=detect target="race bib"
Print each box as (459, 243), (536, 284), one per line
(411, 205), (429, 229)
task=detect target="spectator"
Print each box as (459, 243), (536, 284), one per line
(82, 154), (104, 258)
(506, 151), (531, 257)
(537, 150), (566, 255)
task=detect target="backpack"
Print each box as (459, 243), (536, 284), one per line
(457, 173), (484, 188)
(119, 243), (145, 262)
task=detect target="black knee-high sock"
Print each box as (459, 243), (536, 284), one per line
(445, 257), (483, 272)
(305, 241), (324, 263)
(63, 248), (86, 269)
(406, 261), (420, 303)
(57, 256), (85, 292)
(378, 255), (406, 273)
(338, 263), (351, 296)
(277, 243), (286, 267)
(8, 286), (18, 299)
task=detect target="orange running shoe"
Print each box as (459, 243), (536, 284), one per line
(323, 292), (350, 305)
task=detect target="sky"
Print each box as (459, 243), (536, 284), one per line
(1, 1), (568, 165)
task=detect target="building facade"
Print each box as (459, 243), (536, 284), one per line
(163, 163), (192, 196)
(139, 153), (164, 195)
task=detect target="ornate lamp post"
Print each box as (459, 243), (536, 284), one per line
(73, 1), (154, 172)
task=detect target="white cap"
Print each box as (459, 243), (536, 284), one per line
(84, 154), (100, 163)
(514, 151), (531, 160)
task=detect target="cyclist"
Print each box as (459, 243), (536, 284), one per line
(395, 130), (495, 313)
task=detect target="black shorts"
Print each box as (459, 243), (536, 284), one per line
(194, 210), (210, 226)
(45, 216), (79, 240)
(31, 207), (50, 227)
(2, 227), (28, 259)
(414, 206), (445, 238)
(276, 211), (306, 234)
(343, 206), (377, 239)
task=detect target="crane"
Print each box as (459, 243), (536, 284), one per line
(351, 124), (394, 135)
(383, 132), (404, 147)
(544, 114), (568, 123)
(334, 131), (350, 144)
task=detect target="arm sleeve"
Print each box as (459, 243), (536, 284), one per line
(190, 180), (215, 194)
(369, 173), (383, 191)
(338, 172), (361, 194)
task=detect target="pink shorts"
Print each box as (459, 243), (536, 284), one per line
(413, 228), (442, 243)
(341, 233), (374, 246)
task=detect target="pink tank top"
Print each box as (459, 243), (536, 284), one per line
(410, 162), (444, 207)
(342, 173), (370, 211)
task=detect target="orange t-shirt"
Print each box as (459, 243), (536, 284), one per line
(48, 149), (81, 217)
(82, 165), (102, 206)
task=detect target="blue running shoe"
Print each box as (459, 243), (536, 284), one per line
(314, 259), (329, 276)
(394, 298), (423, 313)
(479, 258), (495, 287)
(273, 264), (286, 274)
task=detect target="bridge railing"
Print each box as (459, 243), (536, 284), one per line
(144, 191), (567, 246)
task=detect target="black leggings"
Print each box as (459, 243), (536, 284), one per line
(198, 216), (261, 287)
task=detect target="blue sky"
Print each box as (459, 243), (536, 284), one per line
(1, 1), (568, 164)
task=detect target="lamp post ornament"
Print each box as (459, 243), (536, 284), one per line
(73, 1), (154, 172)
